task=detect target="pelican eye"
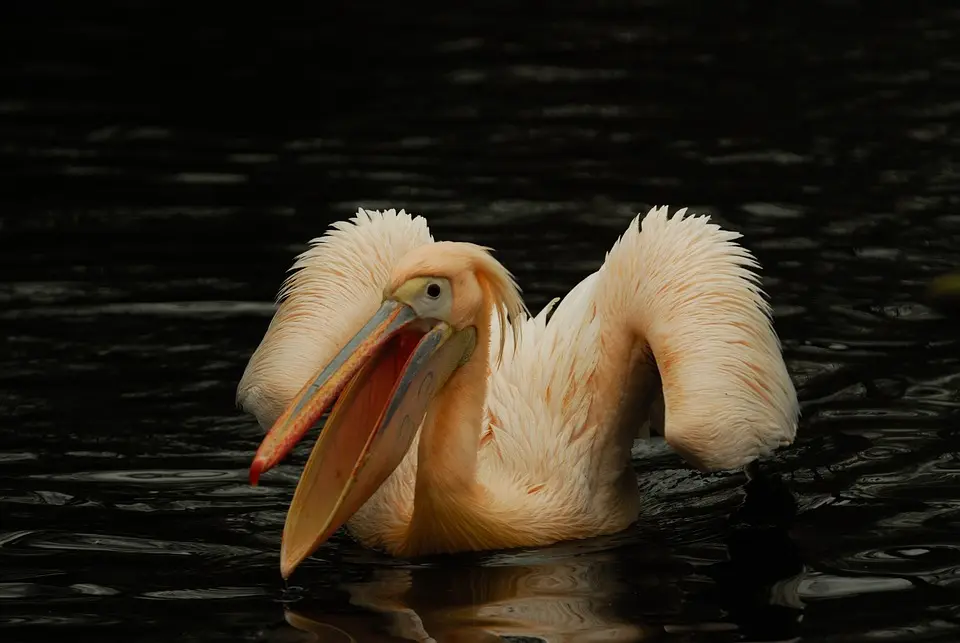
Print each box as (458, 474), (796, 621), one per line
(426, 283), (442, 299)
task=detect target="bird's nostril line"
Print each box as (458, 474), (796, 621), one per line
(419, 372), (435, 399)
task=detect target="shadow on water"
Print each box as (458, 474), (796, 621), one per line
(2, 1), (960, 642)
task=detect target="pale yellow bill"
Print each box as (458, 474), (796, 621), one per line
(277, 316), (476, 578)
(249, 300), (417, 485)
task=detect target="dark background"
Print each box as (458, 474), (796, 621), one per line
(1, 2), (958, 642)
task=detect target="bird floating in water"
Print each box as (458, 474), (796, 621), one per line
(237, 206), (799, 578)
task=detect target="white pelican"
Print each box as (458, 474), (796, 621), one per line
(237, 206), (799, 577)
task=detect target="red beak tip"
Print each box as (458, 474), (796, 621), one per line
(249, 460), (265, 486)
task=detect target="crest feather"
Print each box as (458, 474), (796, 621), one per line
(467, 245), (528, 365)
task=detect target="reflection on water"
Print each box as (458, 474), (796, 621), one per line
(286, 555), (651, 642)
(2, 1), (960, 642)
(281, 475), (805, 642)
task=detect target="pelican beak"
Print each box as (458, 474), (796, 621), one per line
(248, 298), (475, 578)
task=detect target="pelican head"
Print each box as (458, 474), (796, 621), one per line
(248, 241), (524, 576)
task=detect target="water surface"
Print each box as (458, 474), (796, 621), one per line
(2, 2), (959, 642)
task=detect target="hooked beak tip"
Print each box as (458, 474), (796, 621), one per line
(249, 458), (266, 486)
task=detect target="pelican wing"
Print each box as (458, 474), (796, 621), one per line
(237, 208), (433, 429)
(484, 207), (799, 491)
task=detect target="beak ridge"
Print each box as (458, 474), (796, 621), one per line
(249, 300), (416, 485)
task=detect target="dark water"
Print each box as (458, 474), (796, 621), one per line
(2, 2), (959, 641)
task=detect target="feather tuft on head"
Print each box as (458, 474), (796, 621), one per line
(388, 241), (528, 366)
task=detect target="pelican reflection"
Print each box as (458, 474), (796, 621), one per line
(282, 545), (652, 642)
(274, 467), (807, 642)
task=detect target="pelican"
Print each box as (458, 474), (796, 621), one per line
(237, 206), (799, 577)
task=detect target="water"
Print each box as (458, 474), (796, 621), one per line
(2, 2), (959, 641)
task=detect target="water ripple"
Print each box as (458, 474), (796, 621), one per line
(3, 531), (260, 559)
(0, 301), (275, 320)
(141, 587), (269, 600)
(29, 469), (242, 485)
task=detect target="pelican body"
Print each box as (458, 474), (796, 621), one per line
(237, 206), (799, 577)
